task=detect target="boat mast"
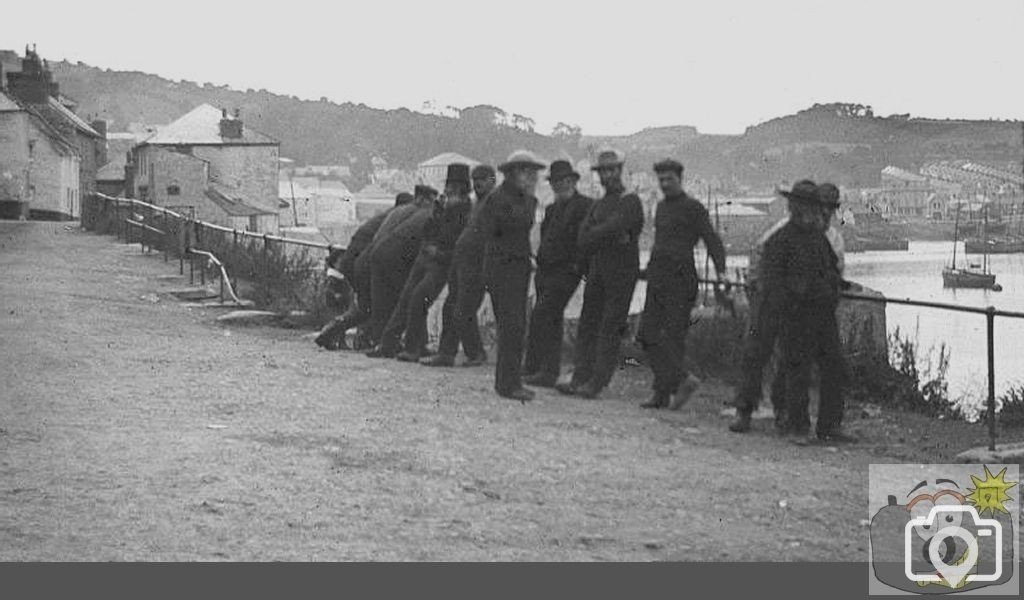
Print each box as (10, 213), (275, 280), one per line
(951, 201), (961, 269)
(983, 202), (989, 274)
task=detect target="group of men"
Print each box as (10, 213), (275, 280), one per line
(316, 149), (852, 443)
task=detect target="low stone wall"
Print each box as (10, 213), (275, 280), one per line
(426, 281), (888, 373)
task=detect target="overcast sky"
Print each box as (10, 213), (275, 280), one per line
(5, 0), (1023, 135)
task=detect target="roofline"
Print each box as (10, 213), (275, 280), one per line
(137, 141), (281, 148)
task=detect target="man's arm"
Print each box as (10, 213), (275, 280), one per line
(695, 203), (727, 276)
(578, 196), (643, 253)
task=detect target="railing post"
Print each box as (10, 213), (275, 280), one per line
(986, 306), (997, 452)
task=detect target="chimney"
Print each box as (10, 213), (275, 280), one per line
(91, 119), (108, 139)
(219, 108), (243, 140)
(7, 46), (51, 104)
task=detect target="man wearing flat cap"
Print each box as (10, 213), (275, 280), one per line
(379, 164), (473, 362)
(636, 158), (727, 410)
(744, 180), (851, 444)
(364, 184), (439, 356)
(423, 165), (496, 368)
(556, 148), (645, 399)
(314, 192), (414, 351)
(476, 150), (546, 401)
(522, 160), (594, 387)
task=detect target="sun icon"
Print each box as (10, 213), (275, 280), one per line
(966, 465), (1018, 516)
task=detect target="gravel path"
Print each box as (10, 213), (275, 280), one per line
(0, 221), (936, 560)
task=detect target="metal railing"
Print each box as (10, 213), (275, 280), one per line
(686, 276), (1024, 452)
(84, 192), (1023, 452)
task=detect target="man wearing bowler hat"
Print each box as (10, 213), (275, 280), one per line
(422, 165), (497, 367)
(522, 160), (593, 387)
(380, 164), (473, 362)
(556, 148), (644, 399)
(477, 150), (546, 401)
(637, 159), (727, 410)
(364, 184), (438, 356)
(754, 180), (851, 444)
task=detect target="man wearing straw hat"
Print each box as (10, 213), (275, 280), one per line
(556, 148), (644, 399)
(478, 150), (546, 401)
(636, 158), (726, 411)
(522, 159), (593, 387)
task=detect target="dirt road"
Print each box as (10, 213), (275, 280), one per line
(0, 221), (987, 561)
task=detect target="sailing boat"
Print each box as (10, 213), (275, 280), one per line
(943, 202), (997, 289)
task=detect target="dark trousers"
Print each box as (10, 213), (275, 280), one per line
(637, 275), (695, 394)
(523, 265), (581, 378)
(570, 267), (638, 391)
(317, 261), (370, 346)
(437, 253), (486, 359)
(779, 301), (845, 435)
(485, 256), (531, 394)
(390, 256), (449, 355)
(368, 258), (413, 347)
(380, 255), (430, 353)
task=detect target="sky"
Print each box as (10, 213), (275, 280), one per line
(4, 0), (1023, 135)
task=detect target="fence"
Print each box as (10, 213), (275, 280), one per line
(83, 192), (337, 312)
(82, 192), (1024, 452)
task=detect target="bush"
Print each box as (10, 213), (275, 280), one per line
(998, 384), (1024, 428)
(195, 227), (329, 316)
(852, 326), (961, 419)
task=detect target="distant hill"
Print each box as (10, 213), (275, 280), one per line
(0, 50), (568, 188)
(4, 51), (1020, 193)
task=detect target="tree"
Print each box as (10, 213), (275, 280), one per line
(552, 122), (582, 145)
(511, 113), (535, 133)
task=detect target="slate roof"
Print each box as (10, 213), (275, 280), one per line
(142, 104), (278, 146)
(204, 184), (276, 217)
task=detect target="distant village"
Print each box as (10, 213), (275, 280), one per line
(2, 47), (1022, 253)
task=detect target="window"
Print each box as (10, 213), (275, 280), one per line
(167, 185), (181, 196)
(28, 140), (36, 158)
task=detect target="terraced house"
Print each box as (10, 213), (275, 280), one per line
(0, 47), (105, 220)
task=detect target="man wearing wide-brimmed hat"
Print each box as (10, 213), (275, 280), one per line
(378, 164), (474, 362)
(364, 184), (439, 356)
(636, 158), (727, 411)
(422, 165), (497, 368)
(476, 150), (546, 401)
(556, 148), (645, 399)
(522, 160), (593, 387)
(735, 179), (851, 444)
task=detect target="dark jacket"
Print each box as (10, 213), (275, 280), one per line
(577, 188), (644, 276)
(478, 180), (538, 263)
(537, 191), (593, 271)
(760, 221), (842, 315)
(368, 205), (433, 268)
(422, 196), (472, 264)
(337, 210), (390, 277)
(647, 191), (727, 299)
(453, 193), (491, 259)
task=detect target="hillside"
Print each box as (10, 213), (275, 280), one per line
(0, 51), (568, 187)
(3, 51), (1020, 193)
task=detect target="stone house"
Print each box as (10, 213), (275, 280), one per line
(0, 47), (104, 219)
(127, 104), (281, 232)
